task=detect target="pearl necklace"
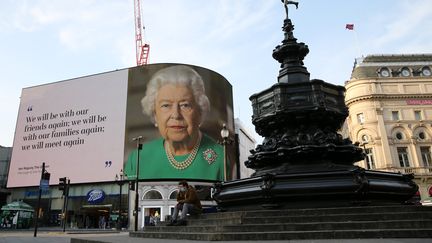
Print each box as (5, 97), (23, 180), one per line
(165, 135), (202, 170)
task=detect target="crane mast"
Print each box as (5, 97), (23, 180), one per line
(134, 0), (150, 66)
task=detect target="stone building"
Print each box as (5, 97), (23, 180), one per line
(344, 54), (432, 203)
(0, 146), (12, 206)
(234, 118), (256, 179)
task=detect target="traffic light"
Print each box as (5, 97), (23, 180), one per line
(59, 177), (67, 195)
(129, 181), (135, 191)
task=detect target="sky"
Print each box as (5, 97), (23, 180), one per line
(1, 0), (432, 147)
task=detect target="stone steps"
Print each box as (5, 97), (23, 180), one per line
(131, 205), (432, 240)
(132, 229), (432, 241)
(195, 205), (432, 219)
(144, 220), (432, 233)
(187, 212), (432, 226)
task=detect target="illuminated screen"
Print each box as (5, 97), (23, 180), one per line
(8, 70), (128, 187)
(7, 64), (234, 187)
(124, 64), (234, 181)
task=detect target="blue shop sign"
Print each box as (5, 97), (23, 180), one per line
(25, 189), (50, 197)
(86, 189), (105, 204)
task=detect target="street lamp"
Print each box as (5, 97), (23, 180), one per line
(34, 162), (50, 237)
(220, 124), (230, 181)
(115, 170), (125, 230)
(132, 136), (143, 231)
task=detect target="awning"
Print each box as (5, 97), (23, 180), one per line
(1, 201), (34, 212)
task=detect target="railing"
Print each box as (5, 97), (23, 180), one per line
(380, 166), (432, 175)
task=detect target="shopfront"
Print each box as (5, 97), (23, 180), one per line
(7, 182), (128, 229)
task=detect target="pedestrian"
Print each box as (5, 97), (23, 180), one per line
(12, 213), (18, 229)
(167, 180), (202, 226)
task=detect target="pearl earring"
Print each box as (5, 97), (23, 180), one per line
(155, 123), (158, 127)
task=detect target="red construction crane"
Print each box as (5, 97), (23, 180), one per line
(134, 0), (150, 66)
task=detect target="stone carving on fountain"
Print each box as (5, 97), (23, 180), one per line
(213, 1), (418, 210)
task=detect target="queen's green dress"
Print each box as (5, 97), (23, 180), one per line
(124, 134), (224, 181)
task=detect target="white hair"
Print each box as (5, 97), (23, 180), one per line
(141, 65), (210, 123)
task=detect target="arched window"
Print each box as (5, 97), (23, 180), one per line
(421, 66), (431, 77)
(143, 190), (163, 199)
(395, 132), (404, 140)
(400, 67), (411, 77)
(379, 67), (391, 77)
(418, 132), (426, 140)
(361, 134), (369, 143)
(169, 191), (178, 200)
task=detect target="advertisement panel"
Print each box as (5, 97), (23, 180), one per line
(7, 64), (234, 187)
(8, 70), (128, 187)
(123, 64), (234, 181)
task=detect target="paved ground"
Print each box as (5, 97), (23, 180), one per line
(1, 230), (432, 243)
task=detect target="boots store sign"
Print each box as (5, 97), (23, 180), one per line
(86, 189), (105, 204)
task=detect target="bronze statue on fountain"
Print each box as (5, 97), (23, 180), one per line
(213, 1), (418, 210)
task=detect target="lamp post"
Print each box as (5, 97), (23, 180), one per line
(132, 136), (143, 231)
(115, 170), (124, 230)
(34, 162), (50, 237)
(220, 124), (230, 181)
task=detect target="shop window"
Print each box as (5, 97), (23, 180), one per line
(397, 147), (410, 167)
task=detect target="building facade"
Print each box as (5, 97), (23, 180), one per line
(0, 146), (12, 207)
(6, 181), (128, 229)
(344, 54), (432, 203)
(234, 118), (256, 178)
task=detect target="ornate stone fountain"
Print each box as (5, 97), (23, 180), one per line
(213, 1), (418, 210)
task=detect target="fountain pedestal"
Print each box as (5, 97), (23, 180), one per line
(213, 2), (417, 210)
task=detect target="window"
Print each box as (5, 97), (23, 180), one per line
(357, 113), (365, 124)
(169, 191), (178, 199)
(414, 110), (422, 120)
(418, 132), (426, 140)
(400, 67), (411, 77)
(361, 134), (369, 143)
(143, 190), (163, 199)
(392, 111), (400, 121)
(395, 132), (404, 140)
(421, 146), (432, 167)
(397, 147), (410, 167)
(421, 66), (431, 76)
(365, 148), (375, 169)
(379, 67), (391, 77)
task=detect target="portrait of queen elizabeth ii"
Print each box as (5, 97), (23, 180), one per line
(124, 65), (229, 181)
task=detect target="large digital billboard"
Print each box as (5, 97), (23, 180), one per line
(124, 64), (234, 181)
(8, 64), (234, 188)
(8, 70), (128, 188)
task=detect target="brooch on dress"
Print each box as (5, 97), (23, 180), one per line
(203, 149), (217, 164)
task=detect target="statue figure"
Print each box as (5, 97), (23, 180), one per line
(281, 0), (299, 19)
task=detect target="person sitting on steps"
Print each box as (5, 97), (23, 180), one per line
(168, 180), (202, 226)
